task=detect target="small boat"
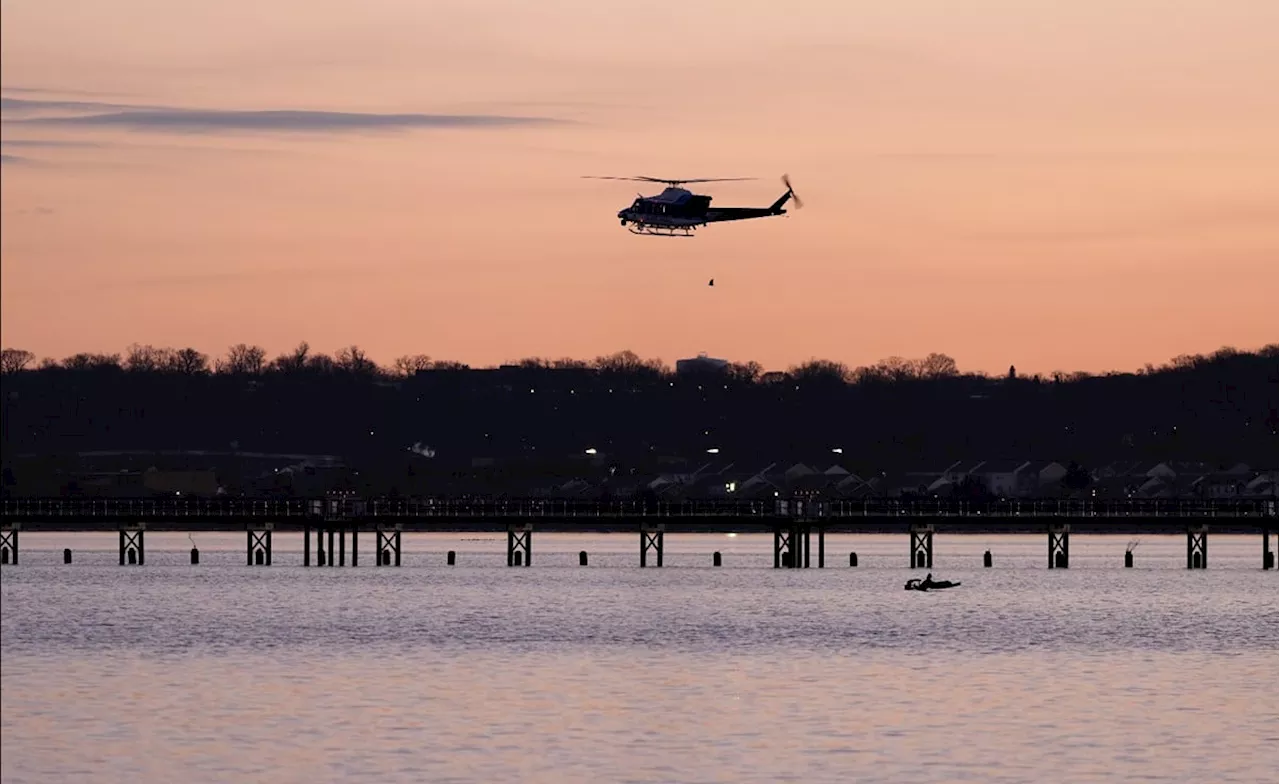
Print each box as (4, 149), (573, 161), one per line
(904, 578), (961, 591)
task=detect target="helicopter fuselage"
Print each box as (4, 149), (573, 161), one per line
(616, 185), (792, 236)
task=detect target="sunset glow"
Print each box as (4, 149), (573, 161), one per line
(2, 0), (1275, 373)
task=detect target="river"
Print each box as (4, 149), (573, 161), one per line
(2, 532), (1277, 783)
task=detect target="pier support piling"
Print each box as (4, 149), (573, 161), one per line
(305, 526), (358, 566)
(910, 524), (934, 569)
(849, 552), (858, 567)
(983, 550), (993, 568)
(579, 551), (588, 566)
(447, 550), (456, 565)
(376, 526), (402, 567)
(640, 524), (664, 568)
(507, 524), (532, 567)
(1048, 524), (1069, 569)
(65, 548), (73, 564)
(1186, 525), (1207, 569)
(0, 524), (16, 566)
(1265, 529), (1274, 570)
(773, 527), (791, 569)
(774, 525), (814, 568)
(246, 525), (273, 566)
(190, 547), (199, 565)
(1124, 550), (1133, 568)
(713, 551), (722, 567)
(119, 524), (145, 566)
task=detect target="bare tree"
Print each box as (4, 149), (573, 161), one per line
(726, 360), (763, 383)
(217, 344), (267, 375)
(167, 347), (210, 375)
(269, 342), (311, 374)
(124, 343), (173, 372)
(334, 345), (379, 376)
(865, 356), (914, 382)
(393, 354), (433, 377)
(551, 358), (589, 370)
(0, 348), (35, 374)
(789, 359), (851, 384)
(305, 353), (335, 373)
(914, 352), (959, 379)
(61, 352), (121, 371)
(593, 350), (667, 376)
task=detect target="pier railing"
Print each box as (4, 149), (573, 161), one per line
(1, 497), (1274, 520)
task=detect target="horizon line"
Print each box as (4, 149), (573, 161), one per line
(2, 342), (1276, 379)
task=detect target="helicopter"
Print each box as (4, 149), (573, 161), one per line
(583, 174), (803, 237)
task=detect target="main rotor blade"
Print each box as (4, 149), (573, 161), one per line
(582, 175), (757, 185)
(634, 177), (757, 184)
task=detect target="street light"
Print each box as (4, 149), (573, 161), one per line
(585, 447), (598, 455)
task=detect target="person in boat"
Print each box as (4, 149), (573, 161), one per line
(920, 573), (937, 589)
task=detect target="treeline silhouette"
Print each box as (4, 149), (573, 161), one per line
(1, 343), (1276, 475)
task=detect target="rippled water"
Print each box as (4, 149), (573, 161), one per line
(2, 533), (1277, 783)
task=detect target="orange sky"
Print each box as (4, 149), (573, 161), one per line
(1, 0), (1276, 374)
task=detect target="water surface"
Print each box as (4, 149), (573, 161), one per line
(3, 533), (1277, 783)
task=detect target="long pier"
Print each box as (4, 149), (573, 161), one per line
(1, 496), (1275, 570)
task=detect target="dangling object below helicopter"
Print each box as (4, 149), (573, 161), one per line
(582, 174), (803, 237)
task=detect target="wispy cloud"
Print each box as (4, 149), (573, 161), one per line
(0, 138), (101, 149)
(3, 206), (56, 216)
(0, 153), (33, 165)
(1, 97), (158, 113)
(2, 96), (561, 134)
(1, 85), (133, 97)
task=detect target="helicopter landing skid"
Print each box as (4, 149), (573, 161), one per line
(627, 224), (699, 237)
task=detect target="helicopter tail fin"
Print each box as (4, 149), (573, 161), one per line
(770, 175), (802, 213)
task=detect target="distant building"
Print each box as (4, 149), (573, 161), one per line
(676, 353), (730, 375)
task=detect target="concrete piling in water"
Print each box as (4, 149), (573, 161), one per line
(849, 552), (857, 567)
(713, 551), (722, 567)
(507, 524), (532, 567)
(1048, 524), (1069, 569)
(983, 550), (993, 568)
(447, 550), (456, 565)
(0, 525), (16, 565)
(1186, 525), (1207, 570)
(375, 526), (402, 567)
(317, 549), (327, 567)
(119, 525), (145, 566)
(579, 551), (588, 566)
(190, 548), (199, 565)
(1124, 551), (1133, 568)
(64, 548), (73, 564)
(247, 526), (273, 566)
(909, 525), (934, 569)
(640, 524), (664, 568)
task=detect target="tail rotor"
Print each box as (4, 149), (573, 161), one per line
(782, 174), (803, 209)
